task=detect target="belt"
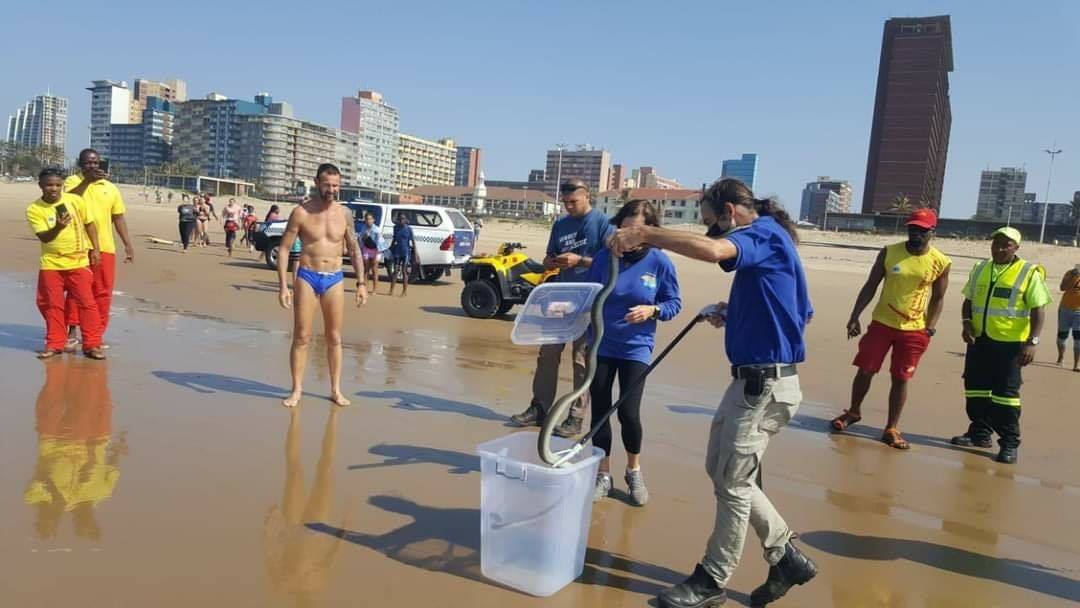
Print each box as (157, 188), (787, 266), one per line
(731, 364), (798, 380)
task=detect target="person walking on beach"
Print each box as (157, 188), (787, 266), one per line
(950, 227), (1050, 464)
(222, 197), (243, 257)
(387, 213), (416, 297)
(276, 164), (368, 408)
(62, 149), (134, 352)
(510, 178), (614, 438)
(177, 197), (197, 252)
(27, 168), (105, 360)
(1056, 265), (1080, 371)
(831, 208), (951, 450)
(610, 178), (817, 608)
(193, 195), (211, 247)
(358, 211), (385, 295)
(586, 200), (681, 506)
(266, 205), (283, 223)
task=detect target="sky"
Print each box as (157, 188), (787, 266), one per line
(2, 0), (1077, 219)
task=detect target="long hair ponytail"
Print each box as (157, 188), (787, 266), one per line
(702, 178), (799, 243)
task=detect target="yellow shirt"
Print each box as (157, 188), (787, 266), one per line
(1062, 270), (1080, 310)
(64, 173), (126, 254)
(871, 242), (952, 330)
(26, 193), (95, 271)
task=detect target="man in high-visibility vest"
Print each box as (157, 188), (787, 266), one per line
(950, 227), (1051, 464)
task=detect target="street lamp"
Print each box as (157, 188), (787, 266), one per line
(1039, 146), (1063, 244)
(553, 142), (566, 203)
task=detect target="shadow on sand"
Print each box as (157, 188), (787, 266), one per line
(0, 323), (44, 353)
(801, 530), (1080, 603)
(309, 495), (752, 603)
(357, 389), (507, 422)
(348, 443), (480, 475)
(152, 370), (288, 399)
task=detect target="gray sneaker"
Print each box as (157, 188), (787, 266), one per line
(625, 469), (649, 506)
(593, 473), (612, 502)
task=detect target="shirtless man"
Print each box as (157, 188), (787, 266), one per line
(277, 163), (368, 407)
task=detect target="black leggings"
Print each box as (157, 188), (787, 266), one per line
(179, 221), (194, 249)
(590, 356), (649, 457)
(225, 229), (237, 250)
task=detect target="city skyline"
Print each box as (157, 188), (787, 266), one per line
(2, 1), (1077, 218)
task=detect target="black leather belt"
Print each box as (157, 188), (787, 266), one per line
(731, 364), (798, 380)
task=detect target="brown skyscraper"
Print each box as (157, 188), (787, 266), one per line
(862, 16), (953, 214)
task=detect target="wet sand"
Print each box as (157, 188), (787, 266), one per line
(1, 182), (1078, 606)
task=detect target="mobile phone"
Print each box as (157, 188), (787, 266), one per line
(98, 159), (110, 173)
(56, 203), (69, 217)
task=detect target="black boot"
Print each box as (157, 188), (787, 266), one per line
(996, 446), (1018, 464)
(510, 404), (544, 427)
(658, 564), (726, 608)
(553, 416), (583, 438)
(950, 434), (993, 448)
(749, 541), (818, 606)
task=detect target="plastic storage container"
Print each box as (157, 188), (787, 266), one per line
(511, 282), (603, 346)
(476, 432), (604, 596)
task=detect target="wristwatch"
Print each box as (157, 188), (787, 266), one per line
(1028, 336), (1040, 346)
(926, 327), (936, 337)
(650, 306), (660, 320)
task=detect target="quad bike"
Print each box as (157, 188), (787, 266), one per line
(460, 242), (558, 318)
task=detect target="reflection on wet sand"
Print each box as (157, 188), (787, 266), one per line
(263, 407), (348, 606)
(25, 360), (126, 542)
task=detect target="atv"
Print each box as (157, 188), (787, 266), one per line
(460, 242), (558, 318)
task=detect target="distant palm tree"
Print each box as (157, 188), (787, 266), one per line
(890, 194), (912, 233)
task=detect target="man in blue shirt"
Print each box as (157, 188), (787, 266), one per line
(610, 178), (817, 608)
(388, 214), (416, 297)
(510, 178), (614, 437)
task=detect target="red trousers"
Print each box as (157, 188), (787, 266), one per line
(38, 267), (102, 351)
(66, 252), (115, 337)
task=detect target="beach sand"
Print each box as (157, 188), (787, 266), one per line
(0, 182), (1078, 606)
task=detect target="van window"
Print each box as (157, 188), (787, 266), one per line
(392, 208), (442, 228)
(446, 210), (472, 230)
(349, 203), (382, 225)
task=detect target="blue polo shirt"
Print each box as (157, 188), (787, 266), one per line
(720, 216), (812, 366)
(546, 208), (614, 282)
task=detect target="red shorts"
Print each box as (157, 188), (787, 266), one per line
(853, 320), (930, 380)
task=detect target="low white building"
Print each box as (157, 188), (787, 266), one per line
(596, 188), (703, 224)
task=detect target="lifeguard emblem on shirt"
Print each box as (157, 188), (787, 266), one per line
(47, 214), (56, 227)
(640, 273), (657, 289)
(891, 265), (901, 273)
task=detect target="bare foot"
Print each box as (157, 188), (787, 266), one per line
(330, 392), (351, 407)
(282, 391), (302, 407)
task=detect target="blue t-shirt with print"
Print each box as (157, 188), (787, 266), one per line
(391, 224), (413, 259)
(546, 208), (615, 282)
(719, 216), (813, 367)
(585, 248), (682, 364)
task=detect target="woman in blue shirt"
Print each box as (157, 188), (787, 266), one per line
(586, 199), (682, 506)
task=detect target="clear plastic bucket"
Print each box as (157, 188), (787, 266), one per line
(476, 432), (603, 596)
(511, 282), (603, 345)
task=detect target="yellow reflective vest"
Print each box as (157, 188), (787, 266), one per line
(967, 258), (1042, 342)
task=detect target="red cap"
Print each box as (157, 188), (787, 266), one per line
(906, 208), (937, 230)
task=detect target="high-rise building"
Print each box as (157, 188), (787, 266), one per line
(397, 134), (457, 192)
(800, 183), (843, 225)
(608, 164), (626, 191)
(454, 146), (481, 187)
(5, 94), (68, 158)
(130, 78), (187, 123)
(108, 96), (173, 178)
(803, 176), (853, 215)
(88, 80), (132, 157)
(237, 110), (340, 195)
(335, 130), (359, 186)
(720, 153), (758, 190)
(975, 167), (1027, 221)
(544, 146), (611, 196)
(172, 94), (268, 177)
(862, 16), (953, 214)
(340, 90), (400, 193)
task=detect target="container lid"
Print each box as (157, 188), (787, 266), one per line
(511, 282), (603, 345)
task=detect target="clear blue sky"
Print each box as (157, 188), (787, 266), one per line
(3, 0), (1077, 218)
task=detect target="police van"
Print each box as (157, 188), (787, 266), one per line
(254, 202), (475, 283)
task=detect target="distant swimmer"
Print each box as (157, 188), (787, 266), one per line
(276, 163), (368, 407)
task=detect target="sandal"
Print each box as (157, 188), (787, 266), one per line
(881, 428), (910, 450)
(830, 410), (862, 432)
(84, 348), (107, 360)
(36, 349), (63, 360)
